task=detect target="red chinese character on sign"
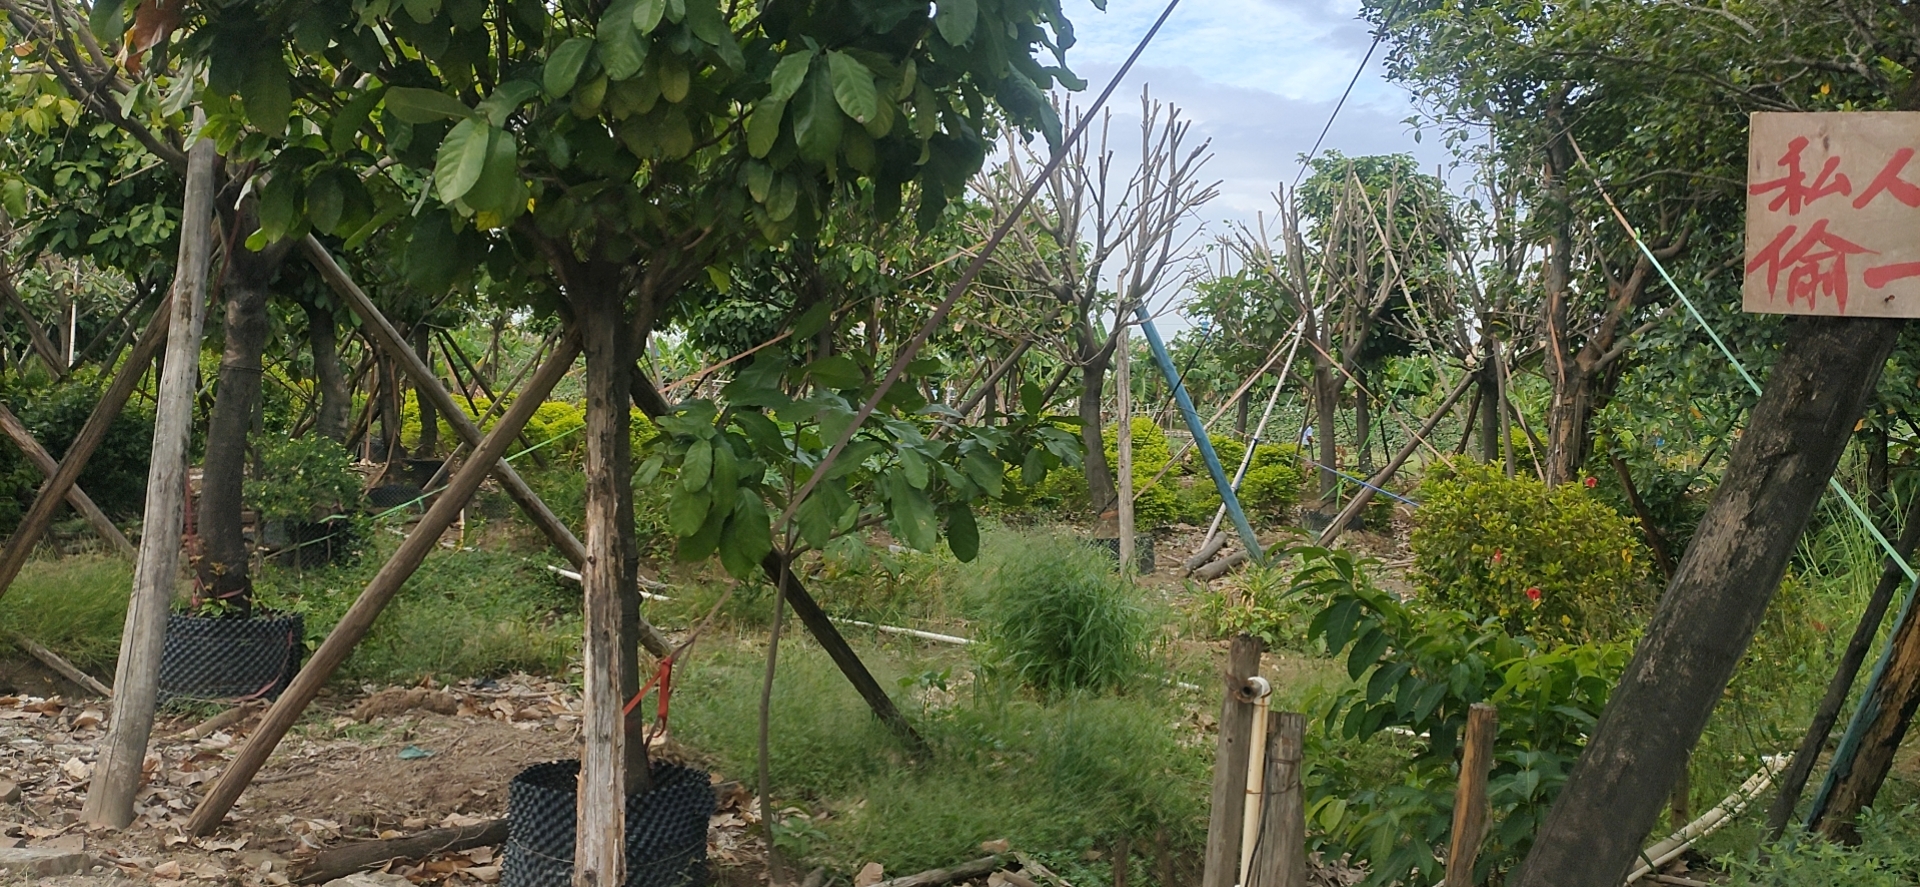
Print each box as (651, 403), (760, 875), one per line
(1745, 218), (1872, 312)
(1750, 136), (1852, 214)
(1853, 147), (1920, 209)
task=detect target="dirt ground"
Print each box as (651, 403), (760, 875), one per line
(0, 667), (761, 886)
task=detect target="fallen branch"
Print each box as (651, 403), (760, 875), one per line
(8, 632), (110, 697)
(1194, 550), (1249, 581)
(295, 818), (508, 884)
(874, 855), (1008, 887)
(171, 701), (262, 740)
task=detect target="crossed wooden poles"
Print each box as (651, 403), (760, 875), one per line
(0, 234), (922, 835)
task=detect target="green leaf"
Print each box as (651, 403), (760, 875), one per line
(89, 0), (126, 45)
(732, 412), (784, 453)
(935, 0), (977, 46)
(792, 301), (832, 340)
(768, 51), (814, 102)
(544, 38), (596, 98)
(826, 51), (877, 124)
(747, 97), (786, 158)
(678, 497), (728, 560)
(1020, 381), (1044, 416)
(719, 491), (773, 579)
(479, 80), (541, 127)
(943, 503), (978, 562)
(306, 172), (345, 234)
(794, 493), (836, 552)
(433, 118), (492, 202)
(331, 88), (385, 154)
(961, 449), (1003, 498)
(802, 355), (862, 390)
(667, 487), (710, 537)
(792, 66), (843, 165)
(598, 0), (649, 80)
(256, 175), (297, 243)
(886, 473), (938, 551)
(658, 55), (691, 103)
(709, 439), (740, 507)
(684, 0), (743, 69)
(634, 456), (664, 487)
(460, 126), (522, 216)
(242, 57), (293, 138)
(387, 87), (475, 123)
(899, 448), (929, 489)
(632, 0), (667, 33)
(680, 438), (714, 491)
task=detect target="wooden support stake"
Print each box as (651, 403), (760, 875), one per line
(1445, 703), (1498, 887)
(0, 405), (134, 558)
(0, 290), (173, 599)
(1249, 711), (1306, 887)
(0, 271), (65, 377)
(184, 333), (582, 837)
(10, 632), (112, 697)
(299, 238), (667, 658)
(1116, 322), (1135, 573)
(82, 127), (217, 829)
(1202, 635), (1263, 887)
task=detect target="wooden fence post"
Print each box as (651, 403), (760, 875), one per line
(1202, 635), (1263, 887)
(81, 125), (217, 828)
(1445, 703), (1498, 887)
(1248, 711), (1306, 887)
(185, 332), (582, 836)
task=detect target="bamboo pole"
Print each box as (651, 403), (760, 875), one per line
(184, 332), (582, 837)
(1444, 704), (1498, 887)
(0, 405), (134, 558)
(82, 127), (217, 829)
(0, 292), (173, 600)
(1202, 635), (1263, 887)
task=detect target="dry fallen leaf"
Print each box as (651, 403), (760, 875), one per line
(856, 862), (886, 887)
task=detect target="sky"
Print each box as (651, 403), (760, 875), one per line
(1047, 0), (1456, 325)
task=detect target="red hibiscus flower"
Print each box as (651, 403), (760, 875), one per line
(1525, 587), (1542, 602)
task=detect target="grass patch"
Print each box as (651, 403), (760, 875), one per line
(670, 636), (1208, 878)
(0, 553), (130, 672)
(254, 532), (580, 685)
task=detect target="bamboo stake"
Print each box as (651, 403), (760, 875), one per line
(1443, 704), (1498, 887)
(185, 333), (582, 837)
(1116, 319), (1135, 572)
(82, 126), (217, 829)
(0, 405), (134, 557)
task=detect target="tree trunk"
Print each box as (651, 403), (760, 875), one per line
(1513, 315), (1903, 887)
(195, 223), (288, 616)
(1544, 365), (1593, 487)
(575, 275), (646, 887)
(1868, 419), (1890, 514)
(1235, 388), (1251, 437)
(376, 356), (403, 465)
(1080, 355), (1115, 516)
(1478, 365), (1499, 463)
(1311, 344), (1339, 504)
(83, 130), (217, 828)
(307, 305), (349, 443)
(412, 325), (439, 458)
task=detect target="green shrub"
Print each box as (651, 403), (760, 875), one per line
(978, 533), (1150, 694)
(246, 436), (362, 521)
(1411, 458), (1653, 642)
(0, 369), (153, 529)
(1727, 806), (1920, 885)
(1239, 463), (1303, 521)
(1290, 544), (1632, 885)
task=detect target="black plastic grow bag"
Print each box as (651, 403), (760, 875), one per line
(157, 609), (304, 705)
(503, 760), (713, 887)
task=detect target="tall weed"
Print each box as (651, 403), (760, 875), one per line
(976, 533), (1150, 694)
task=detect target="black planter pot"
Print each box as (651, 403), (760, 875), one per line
(503, 760), (713, 887)
(157, 610), (304, 705)
(1089, 534), (1156, 573)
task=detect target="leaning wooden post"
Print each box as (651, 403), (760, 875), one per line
(1317, 373), (1473, 547)
(0, 291), (173, 598)
(185, 332), (582, 836)
(81, 126), (217, 829)
(1202, 635), (1263, 887)
(1249, 711), (1307, 887)
(1445, 703), (1498, 887)
(0, 405), (134, 558)
(1115, 319), (1135, 573)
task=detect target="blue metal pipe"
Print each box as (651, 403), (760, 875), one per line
(1132, 306), (1262, 565)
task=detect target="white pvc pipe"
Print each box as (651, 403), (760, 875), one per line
(1621, 754), (1789, 884)
(1237, 675), (1273, 887)
(547, 565), (671, 601)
